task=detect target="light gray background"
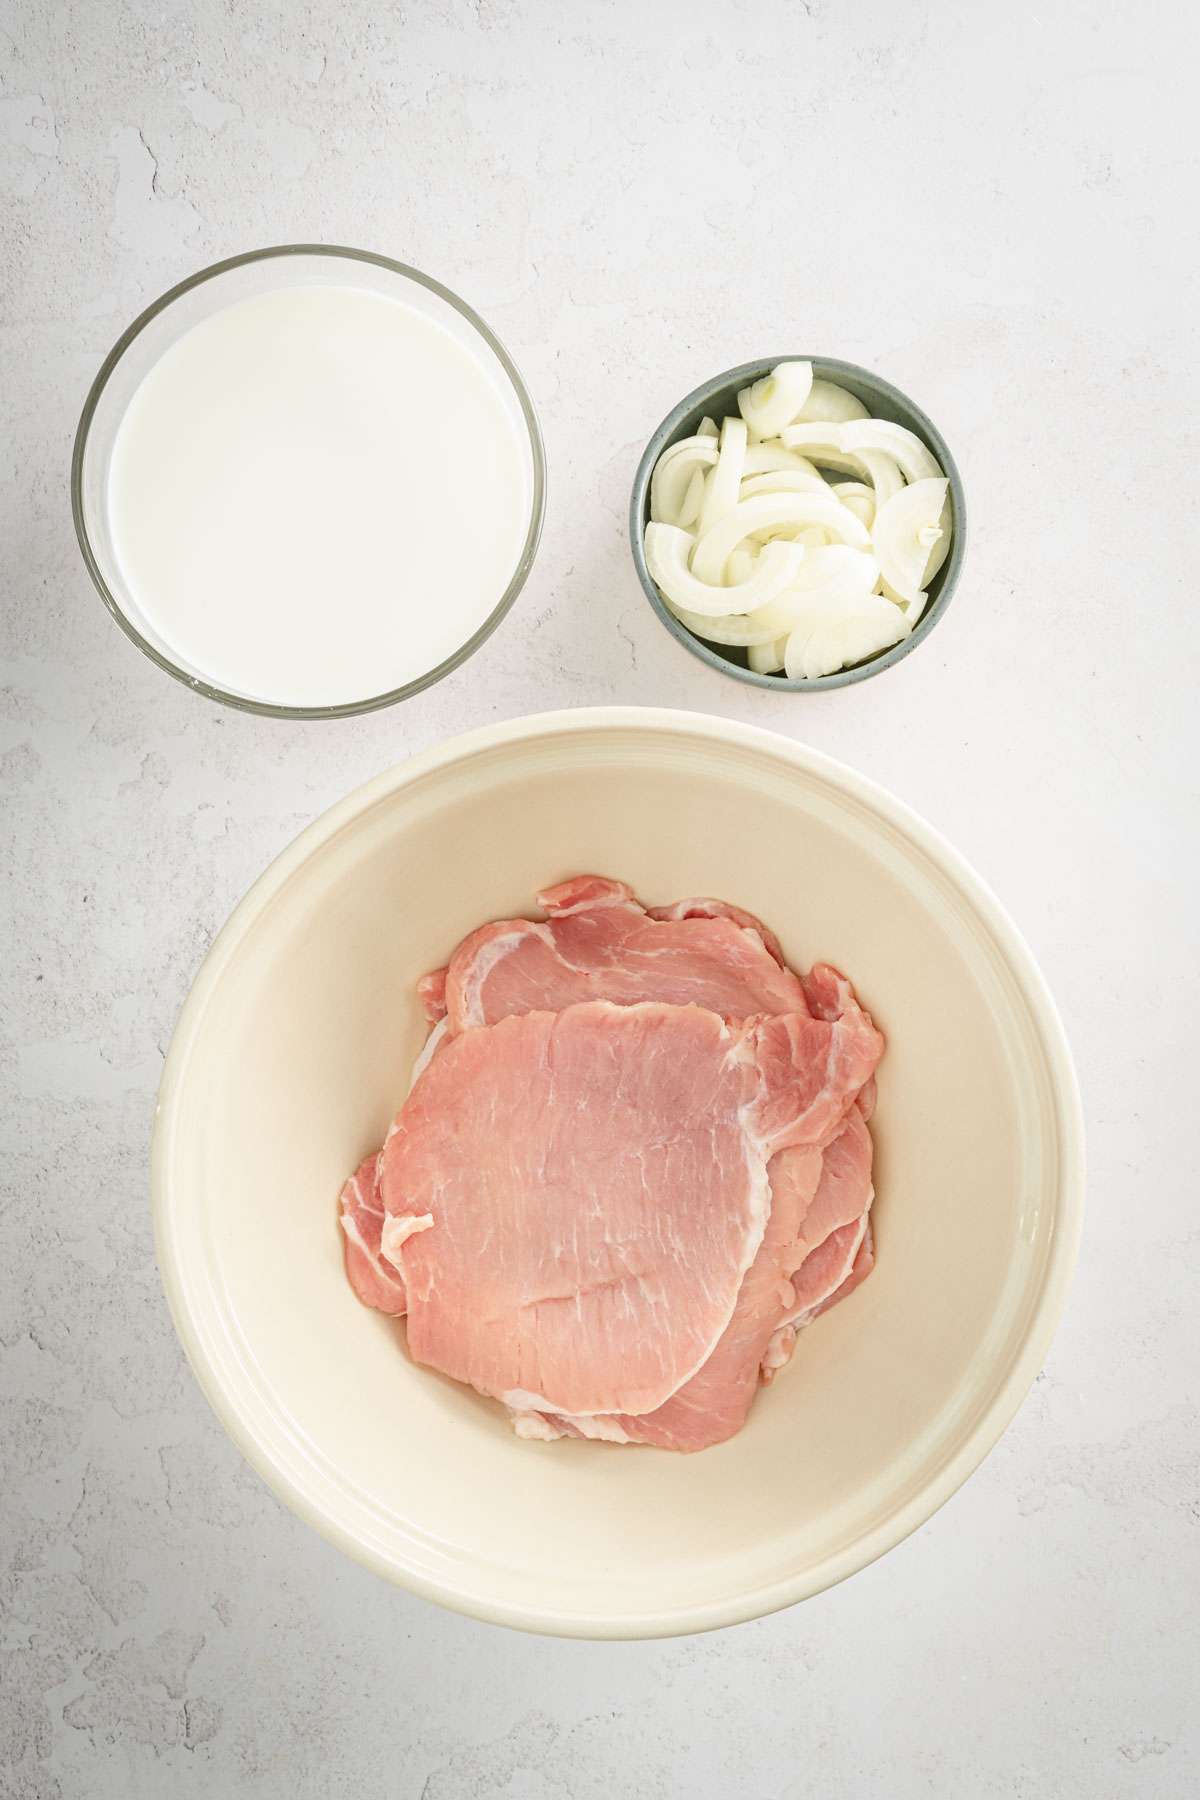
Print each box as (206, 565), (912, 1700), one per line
(3, 2), (1197, 1795)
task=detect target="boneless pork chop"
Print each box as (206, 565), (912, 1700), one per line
(380, 996), (880, 1418)
(338, 1150), (404, 1316)
(526, 1029), (878, 1449)
(424, 876), (809, 1032)
(340, 877), (884, 1449)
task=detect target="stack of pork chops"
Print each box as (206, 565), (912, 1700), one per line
(340, 877), (883, 1452)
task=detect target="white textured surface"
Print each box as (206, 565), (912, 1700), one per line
(1, 2), (1196, 1795)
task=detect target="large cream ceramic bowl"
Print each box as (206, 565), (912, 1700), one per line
(154, 708), (1083, 1638)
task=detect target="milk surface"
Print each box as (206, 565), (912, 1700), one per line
(107, 283), (531, 707)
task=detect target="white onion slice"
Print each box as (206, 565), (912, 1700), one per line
(785, 545), (880, 608)
(841, 419), (942, 483)
(692, 492), (868, 584)
(871, 477), (949, 602)
(737, 361), (814, 438)
(748, 600), (802, 635)
(665, 598), (798, 647)
(743, 444), (821, 478)
(749, 522), (832, 548)
(880, 577), (931, 625)
(778, 423), (847, 456)
(831, 481), (876, 528)
(855, 448), (904, 507)
(697, 415), (748, 537)
(649, 435), (719, 525)
(793, 378), (869, 423)
(748, 638), (787, 675)
(918, 491), (953, 585)
(645, 523), (804, 617)
(726, 543), (758, 586)
(783, 593), (911, 681)
(696, 415), (718, 440)
(740, 468), (830, 500)
(778, 422), (870, 477)
(677, 465), (706, 528)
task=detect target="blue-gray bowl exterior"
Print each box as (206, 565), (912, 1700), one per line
(629, 357), (967, 691)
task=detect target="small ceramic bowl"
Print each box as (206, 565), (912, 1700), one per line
(629, 357), (966, 691)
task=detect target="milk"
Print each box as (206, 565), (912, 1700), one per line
(106, 283), (533, 708)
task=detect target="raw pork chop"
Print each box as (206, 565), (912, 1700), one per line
(775, 1103), (875, 1285)
(338, 1152), (406, 1316)
(426, 876), (809, 1033)
(380, 998), (880, 1417)
(531, 1101), (877, 1450)
(647, 894), (787, 968)
(340, 1011), (878, 1340)
(529, 1146), (824, 1448)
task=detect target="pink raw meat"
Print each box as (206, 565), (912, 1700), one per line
(417, 967), (448, 1025)
(535, 1147), (824, 1449)
(748, 1004), (881, 1155)
(536, 1103), (876, 1450)
(762, 1224), (877, 1384)
(814, 1222), (875, 1318)
(340, 875), (885, 1449)
(647, 895), (787, 968)
(339, 1152), (407, 1316)
(779, 1103), (875, 1275)
(760, 1117), (876, 1384)
(433, 876), (809, 1033)
(380, 996), (880, 1417)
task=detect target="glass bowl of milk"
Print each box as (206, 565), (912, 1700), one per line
(72, 246), (546, 716)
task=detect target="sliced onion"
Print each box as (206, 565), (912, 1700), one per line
(841, 419), (942, 483)
(645, 523), (804, 617)
(697, 415), (748, 537)
(919, 490), (953, 585)
(879, 577), (930, 625)
(666, 597), (798, 647)
(726, 543), (758, 586)
(737, 361), (814, 438)
(693, 492), (868, 584)
(743, 444), (821, 478)
(748, 600), (803, 635)
(677, 465), (707, 528)
(784, 545), (880, 608)
(783, 593), (911, 681)
(750, 522), (832, 548)
(871, 477), (949, 602)
(778, 422), (870, 477)
(649, 435), (719, 525)
(855, 448), (904, 507)
(748, 637), (787, 674)
(793, 378), (869, 423)
(645, 392), (950, 677)
(740, 468), (830, 500)
(830, 481), (876, 528)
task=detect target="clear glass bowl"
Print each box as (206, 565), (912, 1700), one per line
(72, 245), (547, 719)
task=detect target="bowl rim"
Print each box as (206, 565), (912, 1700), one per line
(71, 243), (547, 720)
(629, 356), (967, 692)
(152, 706), (1083, 1638)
